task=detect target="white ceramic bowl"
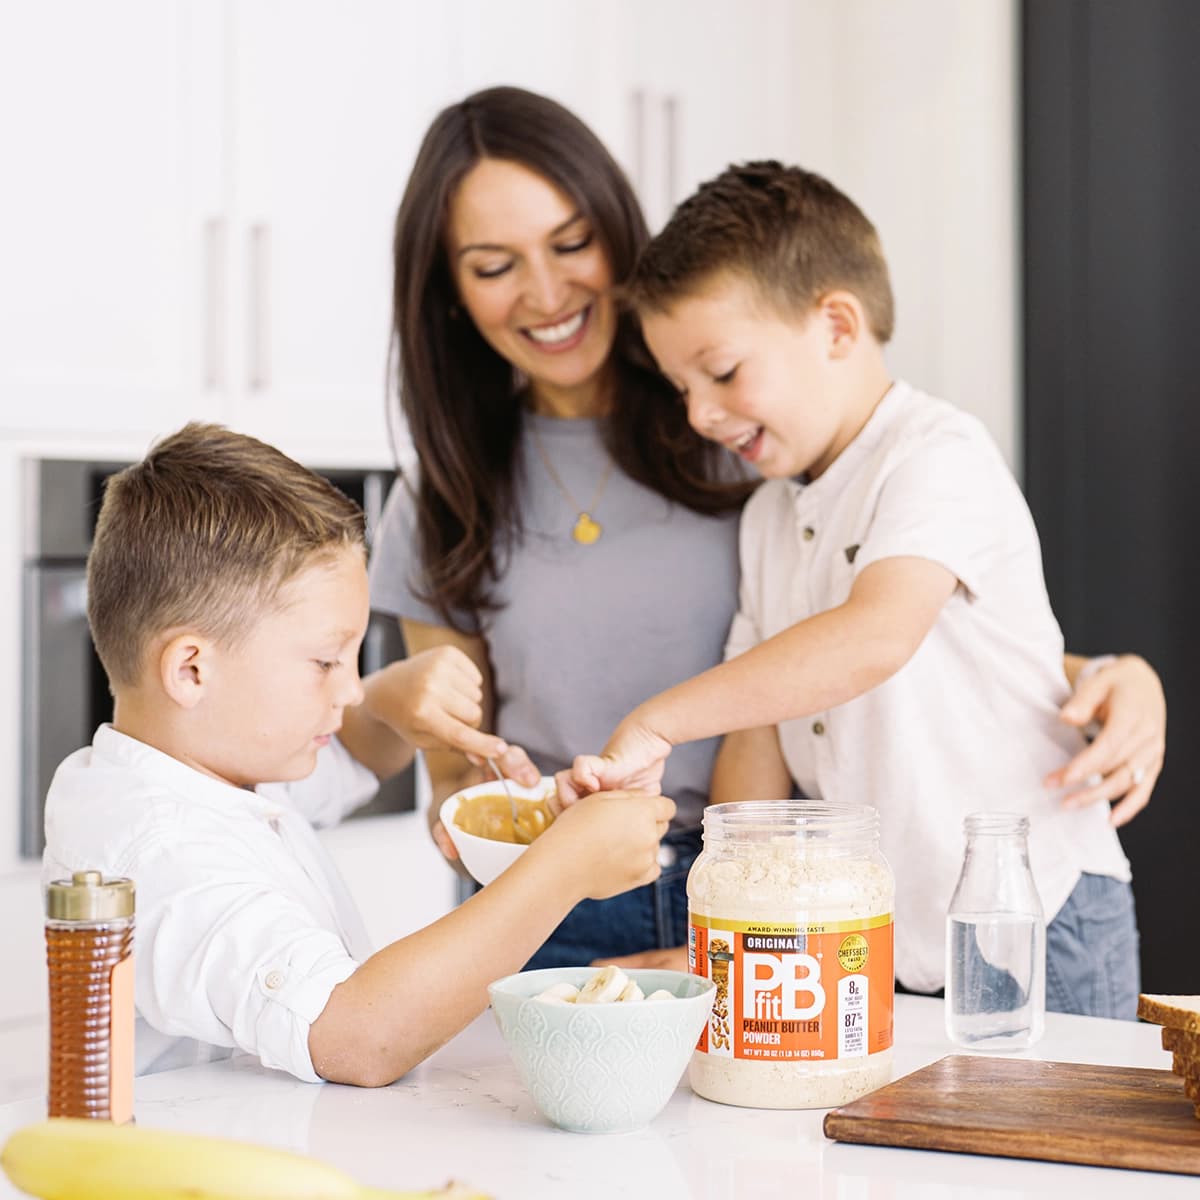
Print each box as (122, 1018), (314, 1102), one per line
(439, 776), (556, 886)
(488, 967), (716, 1134)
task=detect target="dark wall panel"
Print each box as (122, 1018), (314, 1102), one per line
(1024, 0), (1200, 991)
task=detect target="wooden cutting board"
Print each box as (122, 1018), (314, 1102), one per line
(823, 1055), (1200, 1175)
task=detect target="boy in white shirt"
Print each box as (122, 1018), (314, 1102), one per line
(43, 423), (673, 1084)
(568, 162), (1144, 1014)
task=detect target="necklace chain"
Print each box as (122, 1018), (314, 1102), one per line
(529, 425), (614, 545)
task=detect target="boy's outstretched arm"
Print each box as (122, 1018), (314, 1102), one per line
(308, 789), (674, 1085)
(570, 556), (958, 795)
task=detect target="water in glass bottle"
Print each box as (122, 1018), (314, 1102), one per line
(945, 813), (1045, 1050)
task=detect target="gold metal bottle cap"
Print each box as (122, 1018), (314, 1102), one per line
(45, 870), (135, 921)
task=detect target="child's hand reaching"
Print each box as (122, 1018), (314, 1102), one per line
(557, 711), (674, 807)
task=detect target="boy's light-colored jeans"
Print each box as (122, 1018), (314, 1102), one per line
(1045, 871), (1140, 1020)
(900, 871), (1139, 1020)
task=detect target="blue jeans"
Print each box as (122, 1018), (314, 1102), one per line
(900, 872), (1141, 1020)
(521, 828), (702, 969)
(1045, 871), (1140, 1019)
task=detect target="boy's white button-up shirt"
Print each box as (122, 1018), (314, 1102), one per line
(42, 724), (378, 1082)
(726, 381), (1130, 993)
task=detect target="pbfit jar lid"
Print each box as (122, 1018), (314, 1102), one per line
(702, 800), (880, 855)
(45, 870), (135, 921)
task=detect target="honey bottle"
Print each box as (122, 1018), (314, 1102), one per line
(45, 870), (135, 1121)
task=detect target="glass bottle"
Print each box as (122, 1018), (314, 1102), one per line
(945, 813), (1045, 1050)
(45, 870), (136, 1121)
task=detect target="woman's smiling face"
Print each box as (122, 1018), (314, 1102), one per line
(446, 157), (617, 415)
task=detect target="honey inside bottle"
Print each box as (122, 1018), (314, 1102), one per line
(45, 871), (135, 1122)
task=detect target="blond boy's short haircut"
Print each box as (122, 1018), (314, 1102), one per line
(88, 423), (366, 688)
(628, 160), (894, 344)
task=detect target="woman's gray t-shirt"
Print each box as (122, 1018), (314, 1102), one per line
(368, 412), (742, 829)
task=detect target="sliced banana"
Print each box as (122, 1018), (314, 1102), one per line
(575, 965), (628, 1004)
(533, 982), (580, 1004)
(532, 968), (680, 1007)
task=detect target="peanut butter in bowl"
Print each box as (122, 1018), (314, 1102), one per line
(452, 790), (555, 845)
(440, 776), (559, 885)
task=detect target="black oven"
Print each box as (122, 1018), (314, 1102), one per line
(19, 458), (412, 858)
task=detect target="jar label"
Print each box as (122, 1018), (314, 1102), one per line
(108, 952), (135, 1124)
(689, 913), (894, 1061)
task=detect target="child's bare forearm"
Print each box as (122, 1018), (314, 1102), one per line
(309, 789), (672, 1085)
(635, 557), (956, 751)
(635, 604), (908, 749)
(308, 837), (581, 1086)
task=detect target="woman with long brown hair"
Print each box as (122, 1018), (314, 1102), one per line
(364, 86), (1165, 969)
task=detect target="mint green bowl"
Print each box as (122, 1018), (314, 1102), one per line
(487, 967), (715, 1134)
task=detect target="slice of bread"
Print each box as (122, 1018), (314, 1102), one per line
(1139, 994), (1200, 1119)
(1163, 1027), (1200, 1055)
(1174, 1051), (1200, 1080)
(1137, 993), (1200, 1031)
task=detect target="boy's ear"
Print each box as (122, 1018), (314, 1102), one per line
(820, 291), (863, 359)
(158, 631), (216, 710)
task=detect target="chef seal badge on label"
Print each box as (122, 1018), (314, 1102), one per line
(837, 932), (869, 973)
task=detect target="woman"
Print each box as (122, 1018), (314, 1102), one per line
(363, 86), (1165, 969)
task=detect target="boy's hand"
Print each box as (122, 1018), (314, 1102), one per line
(544, 790), (675, 899)
(559, 714), (673, 804)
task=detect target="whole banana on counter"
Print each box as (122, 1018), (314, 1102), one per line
(1, 1118), (489, 1200)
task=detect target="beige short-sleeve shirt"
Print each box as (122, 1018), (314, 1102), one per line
(726, 382), (1130, 992)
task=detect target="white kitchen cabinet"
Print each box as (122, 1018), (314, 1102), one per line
(0, 1), (224, 438)
(223, 2), (460, 462)
(0, 2), (460, 463)
(456, 0), (637, 180)
(625, 0), (800, 232)
(456, 0), (798, 233)
(0, 2), (799, 451)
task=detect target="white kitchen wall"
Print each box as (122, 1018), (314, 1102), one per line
(794, 0), (1020, 472)
(0, 0), (1019, 1095)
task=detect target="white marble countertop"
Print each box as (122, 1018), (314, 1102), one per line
(0, 995), (1195, 1199)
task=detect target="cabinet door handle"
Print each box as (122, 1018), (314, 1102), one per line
(663, 93), (680, 215)
(203, 218), (226, 391)
(247, 223), (271, 392)
(630, 88), (647, 200)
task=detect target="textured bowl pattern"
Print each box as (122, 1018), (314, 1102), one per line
(488, 967), (715, 1134)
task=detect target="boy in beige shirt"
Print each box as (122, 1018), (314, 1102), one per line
(568, 162), (1147, 1014)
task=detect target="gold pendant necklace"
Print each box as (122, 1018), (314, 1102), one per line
(572, 512), (602, 544)
(530, 425), (614, 545)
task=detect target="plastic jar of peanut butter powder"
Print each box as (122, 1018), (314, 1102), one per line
(687, 801), (894, 1109)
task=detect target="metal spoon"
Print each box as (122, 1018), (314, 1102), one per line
(487, 757), (528, 844)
